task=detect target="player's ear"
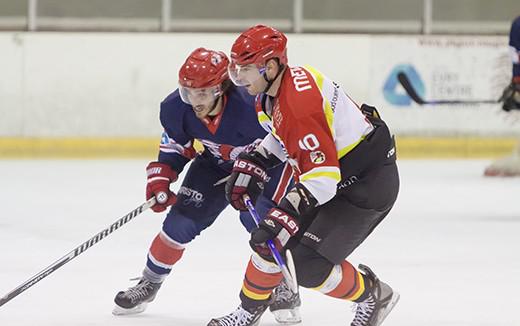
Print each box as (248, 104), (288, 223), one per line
(265, 59), (280, 79)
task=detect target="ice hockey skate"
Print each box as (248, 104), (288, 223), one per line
(350, 264), (400, 326)
(484, 148), (520, 177)
(269, 279), (302, 324)
(112, 278), (162, 315)
(207, 303), (269, 326)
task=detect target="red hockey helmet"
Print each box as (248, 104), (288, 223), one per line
(228, 25), (287, 87)
(230, 25), (288, 67)
(178, 48), (229, 105)
(179, 48), (229, 88)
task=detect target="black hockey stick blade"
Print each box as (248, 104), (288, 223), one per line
(397, 72), (426, 104)
(397, 71), (499, 105)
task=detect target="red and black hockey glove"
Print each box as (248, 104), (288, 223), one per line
(249, 207), (300, 257)
(146, 162), (178, 213)
(225, 152), (269, 211)
(250, 184), (318, 257)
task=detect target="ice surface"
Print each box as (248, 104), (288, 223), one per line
(0, 159), (519, 326)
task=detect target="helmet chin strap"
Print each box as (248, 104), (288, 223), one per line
(262, 64), (285, 93)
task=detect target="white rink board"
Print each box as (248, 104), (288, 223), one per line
(0, 32), (517, 138)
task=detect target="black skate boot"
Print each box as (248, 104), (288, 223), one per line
(269, 279), (302, 324)
(112, 278), (162, 315)
(350, 264), (400, 326)
(207, 304), (269, 326)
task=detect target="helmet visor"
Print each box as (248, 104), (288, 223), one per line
(179, 85), (222, 106)
(228, 63), (265, 87)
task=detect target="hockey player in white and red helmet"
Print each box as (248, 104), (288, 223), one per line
(209, 25), (400, 326)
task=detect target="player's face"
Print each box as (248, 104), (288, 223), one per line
(179, 85), (221, 118)
(192, 101), (215, 118)
(246, 75), (268, 95)
(228, 63), (267, 95)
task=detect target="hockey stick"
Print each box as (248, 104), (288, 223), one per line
(0, 197), (157, 308)
(397, 71), (500, 105)
(243, 196), (298, 294)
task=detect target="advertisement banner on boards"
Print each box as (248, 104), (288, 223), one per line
(368, 36), (517, 136)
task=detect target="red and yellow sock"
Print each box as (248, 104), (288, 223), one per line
(313, 260), (367, 302)
(240, 253), (283, 308)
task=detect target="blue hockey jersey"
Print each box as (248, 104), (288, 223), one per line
(157, 86), (268, 173)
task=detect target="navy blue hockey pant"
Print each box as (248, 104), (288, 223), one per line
(144, 156), (292, 281)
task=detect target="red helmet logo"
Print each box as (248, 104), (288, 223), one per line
(178, 48), (230, 88)
(230, 25), (287, 67)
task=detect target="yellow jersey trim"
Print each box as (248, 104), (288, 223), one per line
(300, 170), (341, 182)
(337, 137), (365, 159)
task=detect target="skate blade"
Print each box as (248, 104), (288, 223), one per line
(376, 292), (400, 326)
(272, 307), (302, 324)
(112, 302), (148, 315)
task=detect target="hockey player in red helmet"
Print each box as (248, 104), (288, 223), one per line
(178, 48), (229, 119)
(112, 47), (300, 323)
(209, 25), (400, 326)
(227, 24), (288, 95)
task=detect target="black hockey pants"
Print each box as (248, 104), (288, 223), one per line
(287, 112), (400, 288)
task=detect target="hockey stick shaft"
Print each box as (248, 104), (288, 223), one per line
(244, 196), (298, 293)
(0, 197), (156, 308)
(397, 72), (499, 105)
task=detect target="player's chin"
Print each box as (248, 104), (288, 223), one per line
(193, 107), (208, 118)
(245, 85), (259, 95)
(195, 111), (209, 119)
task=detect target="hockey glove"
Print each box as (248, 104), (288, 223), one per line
(203, 138), (262, 161)
(500, 80), (520, 112)
(250, 207), (300, 257)
(146, 162), (178, 213)
(225, 152), (269, 211)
